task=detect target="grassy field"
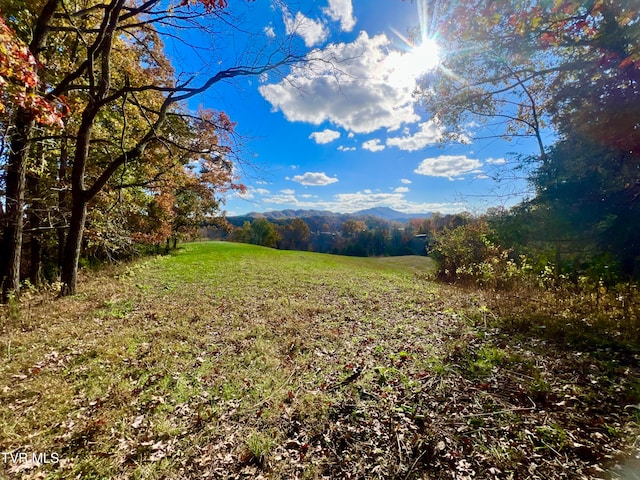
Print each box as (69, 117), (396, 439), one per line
(1, 241), (639, 479)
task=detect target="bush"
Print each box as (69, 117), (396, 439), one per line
(430, 221), (515, 287)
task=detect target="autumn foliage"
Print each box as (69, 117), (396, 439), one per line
(0, 0), (282, 297)
(0, 13), (63, 127)
(417, 0), (639, 285)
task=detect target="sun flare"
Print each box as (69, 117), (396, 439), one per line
(408, 38), (441, 74)
(386, 37), (441, 87)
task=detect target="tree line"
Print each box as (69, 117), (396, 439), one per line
(206, 213), (474, 257)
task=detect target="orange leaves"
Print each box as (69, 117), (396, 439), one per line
(130, 191), (175, 246)
(200, 0), (228, 11)
(216, 110), (236, 133)
(550, 0), (576, 15)
(195, 107), (236, 145)
(619, 54), (640, 70)
(0, 13), (64, 127)
(539, 32), (559, 47)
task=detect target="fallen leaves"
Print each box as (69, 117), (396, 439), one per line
(2, 243), (640, 479)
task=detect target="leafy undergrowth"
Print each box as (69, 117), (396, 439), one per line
(1, 242), (639, 479)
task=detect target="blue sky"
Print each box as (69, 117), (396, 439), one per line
(177, 0), (540, 216)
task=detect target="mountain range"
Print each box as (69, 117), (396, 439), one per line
(229, 207), (432, 224)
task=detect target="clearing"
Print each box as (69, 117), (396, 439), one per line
(1, 241), (639, 479)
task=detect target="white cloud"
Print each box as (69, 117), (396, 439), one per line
(400, 178), (412, 184)
(258, 190), (466, 214)
(309, 128), (341, 144)
(486, 157), (507, 165)
(337, 145), (356, 152)
(284, 11), (328, 47)
(414, 155), (483, 180)
(264, 25), (275, 38)
(237, 190), (254, 199)
(362, 138), (385, 152)
(330, 192), (465, 214)
(292, 171), (339, 186)
(280, 188), (295, 194)
(386, 120), (443, 151)
(394, 186), (410, 193)
(259, 31), (420, 134)
(323, 0), (356, 32)
(236, 186), (273, 200)
(333, 192), (404, 209)
(265, 194), (298, 205)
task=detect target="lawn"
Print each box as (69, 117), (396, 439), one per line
(1, 241), (639, 479)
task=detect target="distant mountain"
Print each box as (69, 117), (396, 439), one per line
(245, 209), (342, 220)
(353, 207), (432, 222)
(229, 207), (431, 225)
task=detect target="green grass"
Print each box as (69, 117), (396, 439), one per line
(1, 241), (639, 479)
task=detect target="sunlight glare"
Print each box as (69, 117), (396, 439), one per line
(410, 37), (441, 74)
(387, 37), (441, 88)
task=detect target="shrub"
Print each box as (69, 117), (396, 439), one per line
(429, 221), (515, 288)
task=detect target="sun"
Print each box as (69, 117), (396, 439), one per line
(409, 38), (441, 73)
(386, 37), (441, 87)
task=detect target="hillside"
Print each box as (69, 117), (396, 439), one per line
(1, 242), (639, 479)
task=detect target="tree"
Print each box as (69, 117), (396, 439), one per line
(280, 217), (311, 251)
(341, 219), (367, 238)
(1, 0), (302, 298)
(1, 6), (64, 300)
(418, 0), (639, 161)
(528, 128), (640, 280)
(111, 110), (244, 253)
(418, 0), (639, 279)
(242, 218), (279, 248)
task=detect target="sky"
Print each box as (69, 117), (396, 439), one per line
(176, 0), (540, 216)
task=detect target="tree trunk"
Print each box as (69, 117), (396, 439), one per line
(27, 177), (43, 287)
(60, 197), (87, 296)
(29, 233), (43, 287)
(1, 113), (34, 301)
(26, 146), (46, 286)
(60, 108), (94, 296)
(57, 138), (70, 273)
(0, 0), (61, 302)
